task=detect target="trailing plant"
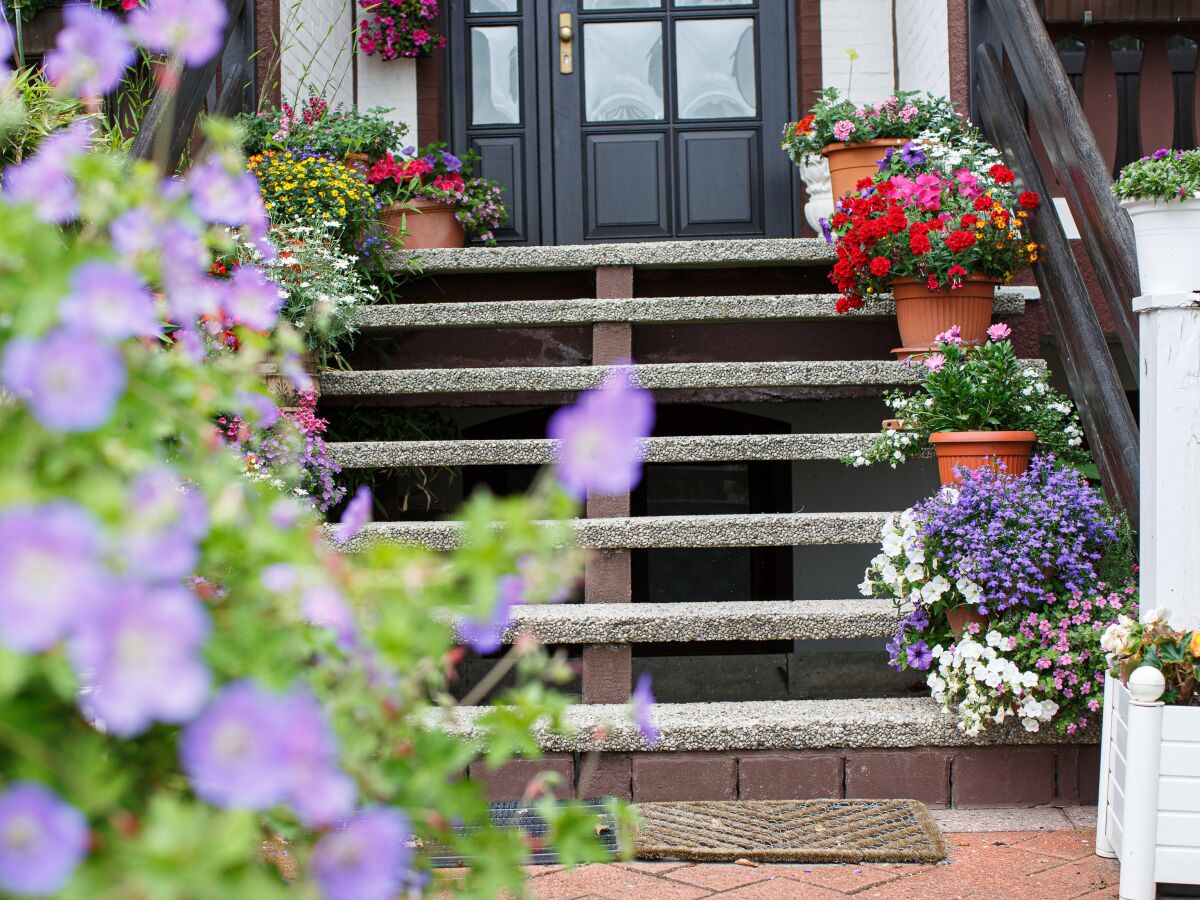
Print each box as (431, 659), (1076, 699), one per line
(824, 129), (1040, 312)
(357, 0), (445, 60)
(782, 89), (965, 163)
(1102, 609), (1200, 705)
(0, 67), (106, 167)
(368, 143), (508, 244)
(845, 325), (1089, 468)
(1113, 148), (1200, 202)
(237, 94), (409, 164)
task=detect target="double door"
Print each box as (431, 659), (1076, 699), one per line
(448, 0), (798, 244)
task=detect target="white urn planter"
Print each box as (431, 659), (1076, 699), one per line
(1095, 669), (1200, 899)
(1121, 197), (1200, 295)
(798, 155), (834, 235)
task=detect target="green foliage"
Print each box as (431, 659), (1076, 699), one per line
(0, 67), (101, 167)
(1114, 148), (1200, 201)
(1104, 612), (1200, 706)
(237, 97), (410, 164)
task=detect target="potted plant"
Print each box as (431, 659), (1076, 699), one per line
(1096, 615), (1200, 898)
(825, 129), (1041, 353)
(237, 96), (410, 168)
(357, 0), (446, 60)
(1113, 147), (1200, 295)
(863, 457), (1128, 645)
(845, 324), (1089, 482)
(368, 143), (508, 248)
(783, 90), (965, 199)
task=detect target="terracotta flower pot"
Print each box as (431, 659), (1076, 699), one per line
(821, 138), (907, 199)
(344, 152), (370, 169)
(946, 606), (991, 638)
(381, 198), (466, 249)
(890, 275), (997, 354)
(929, 430), (1036, 485)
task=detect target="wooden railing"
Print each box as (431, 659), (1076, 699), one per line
(129, 0), (255, 169)
(970, 0), (1141, 527)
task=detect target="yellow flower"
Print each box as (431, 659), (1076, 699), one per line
(1026, 242), (1038, 253)
(1189, 630), (1200, 658)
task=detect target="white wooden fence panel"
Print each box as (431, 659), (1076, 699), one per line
(1163, 706), (1200, 742)
(1155, 847), (1200, 885)
(1157, 812), (1200, 848)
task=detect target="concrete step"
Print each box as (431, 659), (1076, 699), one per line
(436, 697), (1094, 752)
(388, 238), (835, 274)
(351, 292), (1027, 331)
(344, 511), (889, 552)
(327, 432), (882, 469)
(490, 599), (900, 644)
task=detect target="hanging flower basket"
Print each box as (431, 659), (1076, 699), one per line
(357, 0), (446, 60)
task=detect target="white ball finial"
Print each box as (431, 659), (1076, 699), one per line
(1128, 665), (1167, 703)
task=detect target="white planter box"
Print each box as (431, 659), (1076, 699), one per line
(1096, 673), (1200, 899)
(1122, 197), (1200, 295)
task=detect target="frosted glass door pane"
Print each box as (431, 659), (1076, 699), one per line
(675, 18), (756, 119)
(675, 0), (753, 6)
(470, 0), (517, 11)
(584, 22), (664, 121)
(582, 0), (661, 8)
(471, 26), (520, 125)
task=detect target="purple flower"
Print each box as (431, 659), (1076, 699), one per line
(333, 485), (372, 544)
(987, 323), (1012, 342)
(261, 563), (298, 593)
(311, 808), (412, 900)
(0, 24), (10, 78)
(129, 0), (228, 66)
(923, 353), (946, 373)
(277, 689), (357, 828)
(876, 146), (895, 171)
(934, 324), (962, 345)
(630, 673), (661, 746)
(0, 502), (106, 653)
(3, 329), (126, 432)
(819, 217), (834, 244)
(301, 586), (358, 648)
(220, 264), (283, 331)
(109, 206), (161, 259)
(1153, 148), (1171, 159)
(2, 121), (93, 224)
(44, 6), (133, 98)
(70, 581), (210, 736)
(188, 157), (264, 226)
(905, 640), (933, 670)
(899, 141), (926, 167)
(440, 150), (462, 172)
(459, 574), (523, 654)
(121, 466), (209, 583)
(547, 368), (655, 500)
(180, 681), (289, 810)
(236, 390), (280, 429)
(58, 261), (160, 341)
(0, 783), (89, 897)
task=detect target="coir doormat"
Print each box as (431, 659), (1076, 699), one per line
(634, 799), (948, 864)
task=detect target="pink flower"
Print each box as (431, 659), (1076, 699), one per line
(986, 323), (1012, 341)
(832, 119), (856, 142)
(934, 325), (962, 346)
(923, 353), (946, 372)
(954, 169), (980, 197)
(913, 174), (942, 210)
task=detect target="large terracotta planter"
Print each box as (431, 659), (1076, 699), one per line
(946, 606), (991, 638)
(929, 431), (1036, 485)
(381, 198), (466, 249)
(890, 275), (997, 353)
(821, 138), (907, 199)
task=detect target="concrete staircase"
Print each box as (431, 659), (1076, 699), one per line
(322, 239), (1097, 808)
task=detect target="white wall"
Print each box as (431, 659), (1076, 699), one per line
(279, 0), (356, 110)
(895, 0), (950, 96)
(356, 56), (419, 135)
(820, 0), (896, 103)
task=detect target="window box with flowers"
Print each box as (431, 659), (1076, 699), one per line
(845, 324), (1089, 482)
(357, 0), (445, 60)
(368, 143), (508, 248)
(1094, 615), (1200, 899)
(782, 90), (965, 199)
(1114, 148), (1200, 295)
(824, 129), (1041, 354)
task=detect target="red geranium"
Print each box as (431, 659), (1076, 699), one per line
(869, 256), (892, 277)
(1019, 191), (1040, 210)
(988, 163), (1015, 185)
(960, 213), (979, 228)
(945, 229), (977, 252)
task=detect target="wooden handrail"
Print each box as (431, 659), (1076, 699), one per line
(974, 45), (1140, 526)
(978, 0), (1139, 377)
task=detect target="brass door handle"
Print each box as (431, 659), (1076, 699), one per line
(559, 12), (574, 74)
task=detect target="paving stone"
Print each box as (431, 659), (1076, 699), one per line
(528, 863), (712, 900)
(952, 747), (1057, 808)
(1060, 806), (1100, 829)
(844, 749), (951, 807)
(663, 863), (774, 890)
(632, 752), (737, 802)
(1011, 829), (1098, 861)
(930, 807), (1071, 833)
(737, 752), (845, 800)
(713, 878), (843, 898)
(767, 863), (908, 894)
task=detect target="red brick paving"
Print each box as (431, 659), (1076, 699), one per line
(517, 829), (1119, 899)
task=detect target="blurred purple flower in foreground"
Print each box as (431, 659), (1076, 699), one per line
(2, 121), (93, 224)
(44, 6), (133, 99)
(123, 465), (211, 582)
(630, 672), (661, 746)
(333, 485), (373, 544)
(278, 690), (357, 827)
(300, 585), (358, 649)
(2, 328), (126, 432)
(70, 582), (211, 736)
(221, 264), (284, 331)
(188, 157), (264, 227)
(0, 783), (89, 897)
(459, 573), (523, 655)
(0, 25), (10, 78)
(311, 808), (412, 900)
(129, 0), (228, 66)
(547, 367), (654, 500)
(0, 502), (106, 653)
(58, 261), (160, 341)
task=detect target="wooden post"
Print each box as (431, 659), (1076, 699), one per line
(582, 266), (634, 704)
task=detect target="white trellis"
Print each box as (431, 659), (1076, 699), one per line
(1095, 290), (1200, 900)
